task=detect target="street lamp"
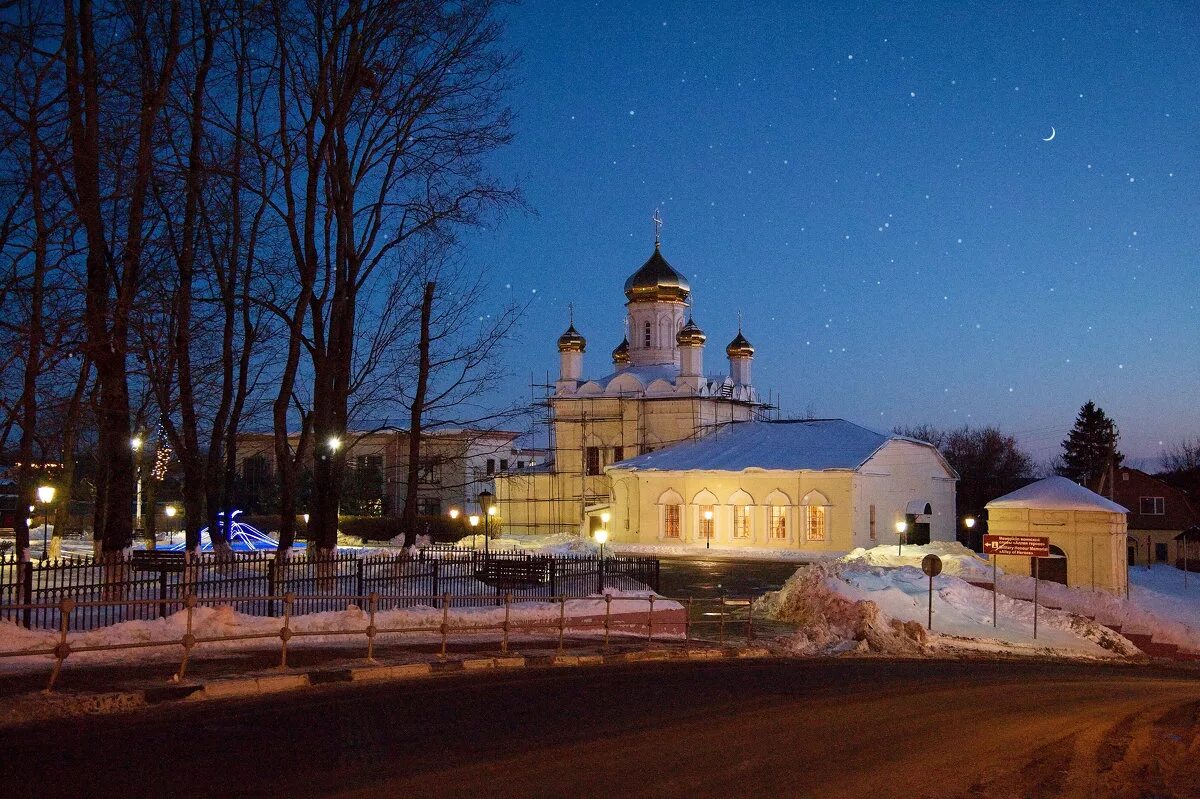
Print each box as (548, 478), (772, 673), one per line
(704, 509), (714, 550)
(478, 490), (495, 559)
(327, 436), (341, 452)
(895, 520), (908, 556)
(36, 485), (55, 560)
(131, 436), (144, 535)
(964, 516), (976, 529)
(468, 514), (480, 550)
(449, 507), (460, 520)
(595, 527), (608, 560)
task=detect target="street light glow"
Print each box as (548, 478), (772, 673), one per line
(600, 511), (611, 524)
(964, 516), (977, 529)
(469, 514), (480, 527)
(327, 436), (341, 452)
(130, 436), (143, 451)
(36, 485), (55, 504)
(703, 509), (714, 521)
(449, 508), (460, 520)
(594, 529), (608, 545)
(895, 521), (907, 534)
(164, 505), (177, 518)
(487, 506), (497, 516)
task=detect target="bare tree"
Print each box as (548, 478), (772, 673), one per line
(61, 0), (183, 554)
(252, 0), (518, 554)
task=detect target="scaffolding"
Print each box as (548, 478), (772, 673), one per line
(496, 371), (779, 536)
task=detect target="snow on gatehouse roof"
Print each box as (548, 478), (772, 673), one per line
(985, 475), (1128, 514)
(609, 419), (942, 473)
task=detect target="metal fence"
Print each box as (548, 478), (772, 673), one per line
(0, 550), (660, 631)
(0, 589), (759, 693)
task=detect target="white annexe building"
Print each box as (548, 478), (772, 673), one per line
(604, 419), (957, 553)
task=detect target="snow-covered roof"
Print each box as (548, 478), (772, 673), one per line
(592, 363), (680, 387)
(985, 476), (1128, 513)
(609, 419), (927, 473)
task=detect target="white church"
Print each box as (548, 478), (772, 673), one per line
(494, 227), (957, 553)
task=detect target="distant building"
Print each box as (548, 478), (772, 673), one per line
(1096, 467), (1199, 566)
(606, 419), (957, 552)
(495, 230), (959, 550)
(235, 428), (529, 517)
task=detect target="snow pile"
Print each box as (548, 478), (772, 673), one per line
(453, 532), (601, 556)
(997, 566), (1200, 652)
(759, 559), (1140, 660)
(841, 541), (994, 580)
(756, 563), (929, 656)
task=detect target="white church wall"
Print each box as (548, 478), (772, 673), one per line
(855, 440), (957, 544)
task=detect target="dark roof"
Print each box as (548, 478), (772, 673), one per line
(623, 245), (690, 302)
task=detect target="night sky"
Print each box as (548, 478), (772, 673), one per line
(464, 0), (1200, 465)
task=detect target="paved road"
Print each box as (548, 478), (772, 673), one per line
(3, 659), (1198, 798)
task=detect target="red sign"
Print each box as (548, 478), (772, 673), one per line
(983, 534), (1051, 557)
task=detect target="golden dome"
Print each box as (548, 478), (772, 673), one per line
(676, 317), (707, 347)
(557, 324), (586, 353)
(726, 330), (754, 358)
(611, 337), (630, 364)
(623, 245), (690, 303)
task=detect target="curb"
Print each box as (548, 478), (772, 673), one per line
(16, 645), (779, 720)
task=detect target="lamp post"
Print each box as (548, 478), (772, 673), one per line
(896, 520), (908, 556)
(468, 514), (480, 550)
(37, 485), (55, 560)
(131, 436), (144, 535)
(595, 528), (608, 560)
(164, 505), (177, 547)
(703, 509), (714, 550)
(478, 489), (495, 559)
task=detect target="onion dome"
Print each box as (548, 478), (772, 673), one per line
(676, 317), (707, 347)
(726, 330), (754, 358)
(623, 244), (691, 303)
(557, 323), (586, 353)
(611, 337), (630, 365)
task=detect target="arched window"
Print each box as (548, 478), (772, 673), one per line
(765, 489), (791, 541)
(802, 490), (831, 543)
(657, 489), (684, 539)
(730, 489), (754, 539)
(644, 321), (652, 348)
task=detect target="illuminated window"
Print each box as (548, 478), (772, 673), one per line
(699, 505), (715, 539)
(734, 505), (751, 539)
(807, 505), (826, 542)
(770, 506), (787, 540)
(664, 505), (681, 538)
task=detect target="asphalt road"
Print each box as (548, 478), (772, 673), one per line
(3, 658), (1199, 799)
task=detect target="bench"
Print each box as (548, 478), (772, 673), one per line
(474, 557), (550, 589)
(130, 550), (187, 573)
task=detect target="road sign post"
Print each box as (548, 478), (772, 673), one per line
(983, 535), (1050, 640)
(921, 554), (942, 631)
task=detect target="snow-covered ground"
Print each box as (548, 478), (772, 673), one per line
(757, 544), (1141, 660)
(996, 565), (1200, 652)
(0, 589), (679, 673)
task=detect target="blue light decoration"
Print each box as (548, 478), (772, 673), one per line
(165, 510), (305, 552)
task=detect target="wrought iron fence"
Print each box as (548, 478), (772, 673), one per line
(0, 551), (660, 631)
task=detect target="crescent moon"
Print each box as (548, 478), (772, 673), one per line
(1042, 127), (1056, 142)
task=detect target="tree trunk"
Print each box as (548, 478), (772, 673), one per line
(401, 282), (436, 548)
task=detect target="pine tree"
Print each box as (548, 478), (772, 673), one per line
(1056, 401), (1124, 486)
